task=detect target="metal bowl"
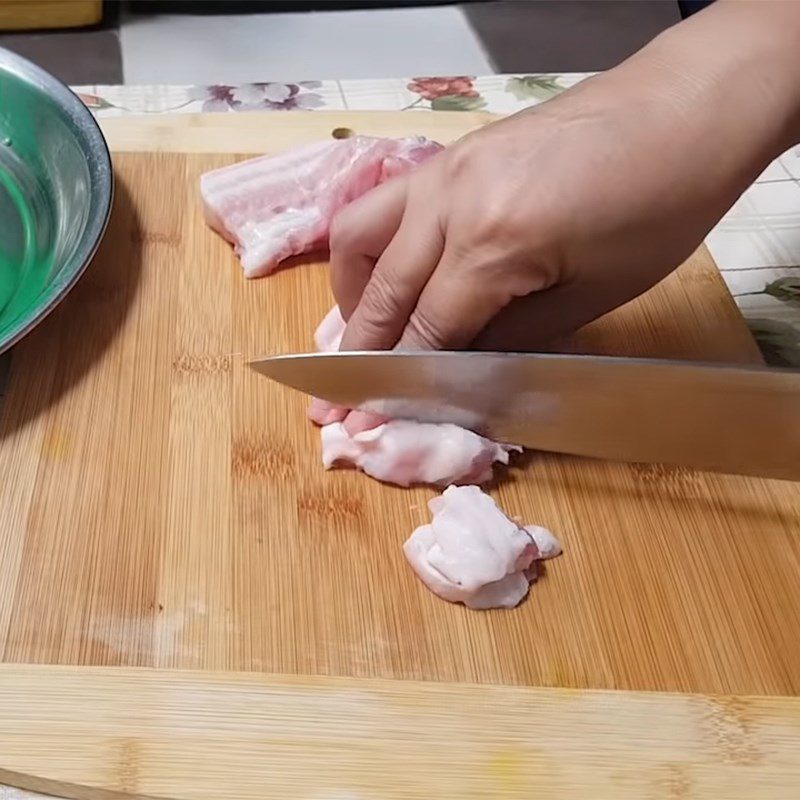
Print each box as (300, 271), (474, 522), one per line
(0, 47), (112, 354)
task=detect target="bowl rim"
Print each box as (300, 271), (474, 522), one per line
(0, 46), (113, 355)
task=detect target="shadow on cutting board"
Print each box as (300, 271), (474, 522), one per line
(0, 172), (143, 439)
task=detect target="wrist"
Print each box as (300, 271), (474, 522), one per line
(634, 1), (800, 153)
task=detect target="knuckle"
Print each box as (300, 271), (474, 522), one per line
(404, 307), (445, 350)
(452, 205), (561, 296)
(360, 271), (404, 326)
(476, 210), (518, 242)
(348, 313), (387, 347)
(442, 137), (478, 182)
(449, 242), (558, 306)
(511, 260), (558, 296)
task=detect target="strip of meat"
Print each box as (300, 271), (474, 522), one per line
(308, 305), (391, 433)
(313, 304), (346, 352)
(309, 307), (521, 486)
(201, 136), (443, 277)
(403, 486), (562, 609)
(321, 420), (521, 487)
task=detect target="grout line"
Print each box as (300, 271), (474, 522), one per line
(754, 177), (797, 185)
(336, 80), (349, 110)
(720, 265), (800, 273)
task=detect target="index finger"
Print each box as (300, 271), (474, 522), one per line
(329, 175), (408, 321)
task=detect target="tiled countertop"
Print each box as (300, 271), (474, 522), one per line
(2, 72), (799, 800)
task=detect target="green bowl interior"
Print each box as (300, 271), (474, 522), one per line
(0, 50), (111, 353)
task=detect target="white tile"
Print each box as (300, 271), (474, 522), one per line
(723, 266), (800, 297)
(706, 228), (782, 270)
(741, 180), (800, 218)
(755, 158), (791, 183)
(708, 181), (800, 269)
(779, 147), (800, 179)
(337, 78), (418, 111)
(738, 291), (800, 326)
(120, 7), (493, 85)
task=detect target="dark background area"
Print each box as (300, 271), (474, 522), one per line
(0, 0), (685, 86)
(464, 1), (680, 72)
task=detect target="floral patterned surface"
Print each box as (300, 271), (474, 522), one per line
(194, 81), (326, 112)
(71, 74), (589, 117)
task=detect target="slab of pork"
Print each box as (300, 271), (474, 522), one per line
(201, 136), (442, 277)
(404, 485), (562, 609)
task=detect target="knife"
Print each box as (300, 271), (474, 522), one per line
(249, 351), (800, 481)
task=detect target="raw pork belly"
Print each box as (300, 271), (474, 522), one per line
(309, 307), (521, 487)
(404, 485), (562, 609)
(201, 136), (442, 277)
(321, 420), (520, 487)
(313, 304), (346, 352)
(307, 308), (388, 430)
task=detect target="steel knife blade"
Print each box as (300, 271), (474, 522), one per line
(249, 351), (800, 481)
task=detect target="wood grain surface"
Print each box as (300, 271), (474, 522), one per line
(0, 114), (798, 696)
(0, 0), (102, 32)
(98, 110), (499, 153)
(2, 664), (800, 800)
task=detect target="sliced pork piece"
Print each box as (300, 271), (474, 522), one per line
(321, 420), (521, 487)
(308, 306), (521, 486)
(313, 305), (346, 352)
(308, 306), (391, 433)
(201, 136), (442, 277)
(306, 306), (351, 426)
(525, 525), (563, 560)
(403, 485), (562, 609)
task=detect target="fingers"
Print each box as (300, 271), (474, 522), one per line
(471, 284), (585, 352)
(471, 275), (627, 352)
(308, 398), (349, 426)
(343, 409), (389, 435)
(329, 176), (408, 322)
(390, 246), (501, 350)
(339, 191), (445, 352)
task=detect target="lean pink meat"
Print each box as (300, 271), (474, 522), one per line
(201, 136), (442, 277)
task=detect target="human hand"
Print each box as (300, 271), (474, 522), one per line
(330, 1), (800, 352)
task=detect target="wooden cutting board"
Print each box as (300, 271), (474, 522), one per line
(0, 112), (798, 696)
(3, 665), (800, 800)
